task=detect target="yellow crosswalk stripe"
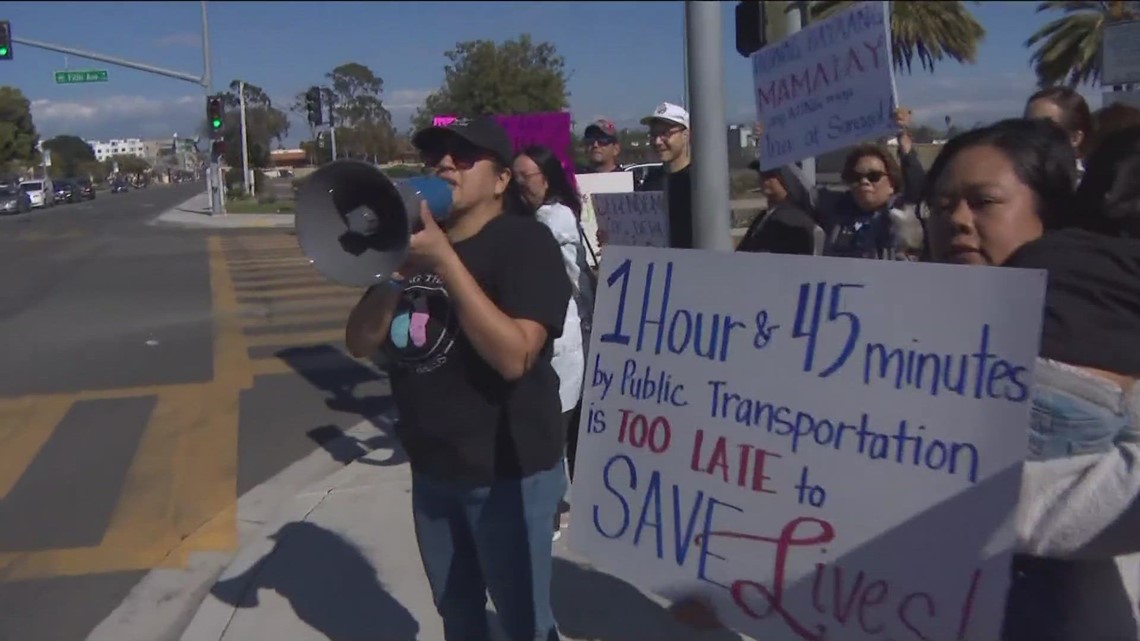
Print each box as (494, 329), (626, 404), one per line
(0, 234), (248, 582)
(0, 397), (74, 499)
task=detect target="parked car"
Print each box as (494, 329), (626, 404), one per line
(53, 180), (77, 204)
(0, 184), (33, 215)
(19, 180), (53, 208)
(110, 180), (130, 194)
(73, 177), (96, 200)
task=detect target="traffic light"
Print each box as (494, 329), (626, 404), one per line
(206, 96), (224, 137)
(735, 1), (767, 58)
(0, 20), (12, 60)
(305, 87), (323, 126)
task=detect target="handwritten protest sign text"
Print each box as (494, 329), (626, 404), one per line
(569, 246), (1046, 641)
(752, 1), (899, 170)
(591, 191), (670, 248)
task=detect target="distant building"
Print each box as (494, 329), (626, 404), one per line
(83, 138), (147, 162)
(270, 149), (308, 170)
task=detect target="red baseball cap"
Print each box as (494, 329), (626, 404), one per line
(584, 118), (618, 139)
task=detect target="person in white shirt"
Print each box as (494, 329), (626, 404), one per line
(513, 144), (590, 541)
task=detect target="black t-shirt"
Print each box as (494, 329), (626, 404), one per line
(382, 214), (571, 485)
(641, 163), (693, 249)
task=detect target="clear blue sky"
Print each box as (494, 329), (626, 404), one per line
(1, 1), (1104, 146)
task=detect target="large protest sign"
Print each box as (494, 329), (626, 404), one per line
(433, 112), (575, 187)
(568, 246), (1046, 641)
(753, 1), (899, 170)
(576, 172), (635, 269)
(592, 191), (670, 248)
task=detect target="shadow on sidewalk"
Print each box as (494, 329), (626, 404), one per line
(275, 345), (409, 468)
(212, 521), (420, 641)
(552, 559), (743, 641)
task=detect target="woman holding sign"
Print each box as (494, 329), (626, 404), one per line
(925, 117), (1140, 641)
(673, 118), (1140, 639)
(753, 108), (927, 261)
(346, 116), (569, 641)
(514, 143), (591, 541)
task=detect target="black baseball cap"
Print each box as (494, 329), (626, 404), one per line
(412, 116), (513, 165)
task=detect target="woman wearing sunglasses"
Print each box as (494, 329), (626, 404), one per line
(814, 142), (925, 260)
(346, 116), (570, 641)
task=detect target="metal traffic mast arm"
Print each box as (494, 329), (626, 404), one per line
(9, 34), (205, 86)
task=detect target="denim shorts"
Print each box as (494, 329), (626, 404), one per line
(1004, 358), (1140, 641)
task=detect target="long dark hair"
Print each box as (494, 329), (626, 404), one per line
(923, 118), (1078, 230)
(518, 144), (582, 218)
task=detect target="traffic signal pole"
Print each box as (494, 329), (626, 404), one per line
(6, 1), (223, 216)
(201, 0), (222, 216)
(685, 0), (734, 251)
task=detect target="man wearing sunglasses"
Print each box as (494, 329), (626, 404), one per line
(578, 118), (624, 174)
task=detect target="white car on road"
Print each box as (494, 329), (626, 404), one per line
(19, 180), (54, 209)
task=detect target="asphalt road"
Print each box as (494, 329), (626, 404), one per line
(0, 183), (392, 641)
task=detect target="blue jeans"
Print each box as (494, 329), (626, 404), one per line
(411, 463), (566, 641)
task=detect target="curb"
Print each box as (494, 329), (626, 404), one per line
(147, 192), (295, 230)
(85, 415), (394, 641)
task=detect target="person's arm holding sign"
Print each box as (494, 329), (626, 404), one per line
(893, 108), (927, 205)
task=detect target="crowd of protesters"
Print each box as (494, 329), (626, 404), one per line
(345, 88), (1140, 640)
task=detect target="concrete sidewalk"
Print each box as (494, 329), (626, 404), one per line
(177, 445), (745, 641)
(150, 192), (295, 229)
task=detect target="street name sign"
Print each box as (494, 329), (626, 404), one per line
(55, 70), (109, 84)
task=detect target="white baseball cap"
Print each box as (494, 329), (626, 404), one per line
(640, 102), (690, 129)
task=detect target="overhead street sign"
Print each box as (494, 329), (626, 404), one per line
(54, 69), (109, 84)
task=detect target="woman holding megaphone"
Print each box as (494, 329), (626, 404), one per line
(346, 116), (570, 641)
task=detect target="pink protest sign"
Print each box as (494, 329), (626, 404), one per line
(432, 112), (576, 190)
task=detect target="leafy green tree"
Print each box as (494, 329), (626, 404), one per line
(810, 1), (986, 73)
(218, 80), (290, 168)
(326, 62), (397, 163)
(42, 135), (96, 178)
(105, 154), (150, 180)
(0, 86), (40, 174)
(1025, 0), (1138, 87)
(412, 35), (570, 130)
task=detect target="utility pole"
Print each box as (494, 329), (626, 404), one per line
(200, 1), (221, 215)
(685, 0), (733, 251)
(681, 24), (689, 109)
(9, 2), (220, 215)
(325, 88), (338, 161)
(239, 80), (251, 197)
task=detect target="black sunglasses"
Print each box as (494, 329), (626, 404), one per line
(585, 136), (617, 147)
(848, 170), (887, 184)
(421, 139), (495, 170)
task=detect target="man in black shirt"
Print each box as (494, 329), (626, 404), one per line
(640, 102), (693, 249)
(577, 118), (624, 174)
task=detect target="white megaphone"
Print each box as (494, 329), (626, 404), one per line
(294, 160), (452, 288)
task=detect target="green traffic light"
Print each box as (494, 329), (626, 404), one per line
(211, 118), (222, 128)
(0, 47), (8, 56)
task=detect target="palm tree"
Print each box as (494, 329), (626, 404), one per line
(810, 1), (986, 73)
(1025, 1), (1139, 87)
